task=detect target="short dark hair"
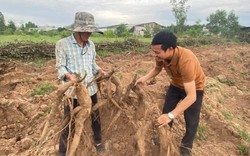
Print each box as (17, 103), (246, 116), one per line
(151, 31), (177, 51)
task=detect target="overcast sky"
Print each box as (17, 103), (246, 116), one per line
(0, 0), (249, 27)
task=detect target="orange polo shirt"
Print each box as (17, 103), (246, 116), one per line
(155, 46), (205, 90)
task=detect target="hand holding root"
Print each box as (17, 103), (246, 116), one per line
(156, 114), (171, 128)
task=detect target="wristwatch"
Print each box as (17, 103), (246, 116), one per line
(167, 112), (175, 120)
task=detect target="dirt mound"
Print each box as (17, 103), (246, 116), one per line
(0, 44), (249, 156)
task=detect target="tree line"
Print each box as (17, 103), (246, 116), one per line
(0, 2), (244, 39)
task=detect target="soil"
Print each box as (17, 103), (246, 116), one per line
(0, 44), (250, 156)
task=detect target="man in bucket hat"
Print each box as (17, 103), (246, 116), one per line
(55, 12), (105, 156)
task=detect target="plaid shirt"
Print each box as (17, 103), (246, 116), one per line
(55, 34), (100, 96)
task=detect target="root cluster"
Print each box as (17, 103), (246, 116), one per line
(38, 71), (179, 156)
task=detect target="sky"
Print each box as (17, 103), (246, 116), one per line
(0, 0), (250, 28)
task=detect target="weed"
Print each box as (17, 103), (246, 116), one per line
(97, 50), (112, 57)
(237, 144), (248, 155)
(222, 111), (233, 120)
(116, 73), (123, 80)
(238, 129), (250, 142)
(217, 76), (235, 86)
(46, 104), (53, 114)
(202, 102), (212, 110)
(31, 82), (56, 96)
(33, 57), (47, 68)
(216, 95), (224, 104)
(137, 69), (147, 76)
(205, 79), (221, 93)
(22, 77), (31, 83)
(196, 124), (207, 141)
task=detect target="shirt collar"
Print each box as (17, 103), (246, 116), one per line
(70, 34), (90, 46)
(70, 34), (78, 44)
(165, 46), (179, 66)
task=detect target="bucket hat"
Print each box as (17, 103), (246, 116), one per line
(68, 12), (103, 34)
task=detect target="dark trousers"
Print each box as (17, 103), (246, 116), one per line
(59, 94), (101, 153)
(163, 85), (204, 149)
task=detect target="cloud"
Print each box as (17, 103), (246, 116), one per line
(0, 0), (249, 27)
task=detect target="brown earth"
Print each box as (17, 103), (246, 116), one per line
(0, 44), (250, 156)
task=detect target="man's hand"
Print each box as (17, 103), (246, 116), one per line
(156, 114), (171, 128)
(98, 69), (107, 76)
(135, 76), (147, 86)
(65, 73), (77, 81)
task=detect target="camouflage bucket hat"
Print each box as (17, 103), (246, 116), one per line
(69, 12), (103, 34)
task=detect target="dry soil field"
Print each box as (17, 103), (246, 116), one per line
(0, 44), (249, 156)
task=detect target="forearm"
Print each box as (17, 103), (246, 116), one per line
(144, 67), (161, 81)
(170, 81), (196, 118)
(171, 95), (196, 117)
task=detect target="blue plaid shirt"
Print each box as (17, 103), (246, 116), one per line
(55, 34), (100, 96)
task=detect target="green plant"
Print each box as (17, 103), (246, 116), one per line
(216, 95), (224, 104)
(196, 124), (207, 141)
(217, 76), (235, 86)
(137, 69), (147, 76)
(33, 57), (47, 68)
(116, 73), (123, 80)
(22, 77), (31, 83)
(237, 144), (248, 155)
(31, 82), (56, 96)
(238, 129), (250, 142)
(202, 102), (212, 110)
(46, 104), (53, 114)
(222, 111), (233, 120)
(97, 50), (112, 57)
(205, 79), (221, 93)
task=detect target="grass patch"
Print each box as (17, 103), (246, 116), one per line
(136, 69), (148, 76)
(46, 104), (53, 114)
(116, 73), (123, 80)
(222, 111), (233, 120)
(238, 129), (250, 142)
(0, 35), (152, 45)
(216, 95), (224, 104)
(205, 79), (221, 93)
(33, 57), (48, 68)
(202, 102), (212, 110)
(97, 50), (112, 57)
(217, 75), (235, 86)
(196, 124), (207, 141)
(237, 143), (248, 155)
(0, 35), (62, 45)
(22, 77), (32, 83)
(31, 82), (56, 96)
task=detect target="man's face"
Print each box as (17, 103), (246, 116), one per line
(150, 44), (170, 60)
(79, 32), (92, 41)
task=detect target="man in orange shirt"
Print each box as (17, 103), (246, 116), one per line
(136, 31), (205, 156)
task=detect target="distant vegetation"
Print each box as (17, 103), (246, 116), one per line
(0, 6), (249, 46)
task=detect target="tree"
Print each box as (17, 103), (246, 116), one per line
(144, 26), (152, 38)
(206, 10), (240, 37)
(0, 12), (6, 34)
(104, 29), (116, 38)
(115, 24), (130, 37)
(170, 0), (190, 33)
(25, 21), (37, 29)
(186, 20), (204, 37)
(206, 10), (227, 35)
(225, 11), (240, 37)
(5, 20), (16, 34)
